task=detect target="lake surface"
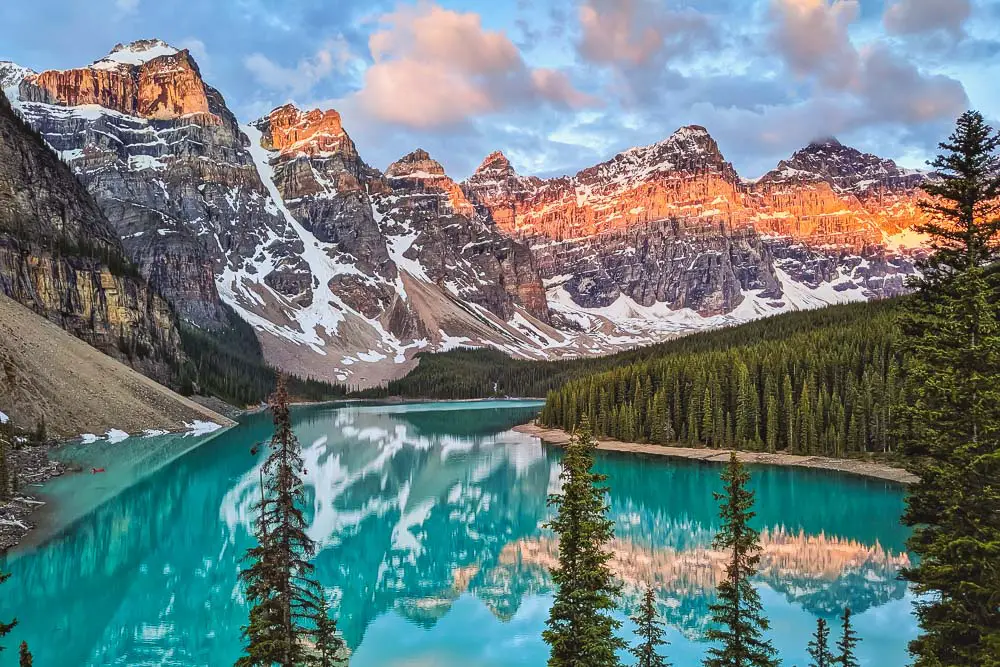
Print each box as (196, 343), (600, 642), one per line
(0, 400), (916, 666)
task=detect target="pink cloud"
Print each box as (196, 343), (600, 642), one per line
(351, 2), (596, 129)
(577, 0), (715, 67)
(531, 69), (598, 109)
(767, 0), (968, 128)
(768, 0), (861, 89)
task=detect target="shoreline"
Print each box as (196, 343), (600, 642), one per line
(0, 442), (69, 553)
(1, 417), (235, 554)
(514, 423), (918, 485)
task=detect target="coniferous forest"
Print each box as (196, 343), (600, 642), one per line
(366, 298), (903, 405)
(536, 299), (902, 457)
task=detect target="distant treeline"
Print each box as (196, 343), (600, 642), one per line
(180, 304), (347, 407)
(364, 299), (908, 457)
(538, 299), (904, 457)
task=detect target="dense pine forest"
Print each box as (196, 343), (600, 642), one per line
(364, 299), (904, 403)
(536, 299), (904, 458)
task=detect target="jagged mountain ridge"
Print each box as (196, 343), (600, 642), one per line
(462, 128), (928, 325)
(5, 42), (583, 387)
(10, 40), (295, 329)
(3, 39), (932, 387)
(0, 89), (183, 386)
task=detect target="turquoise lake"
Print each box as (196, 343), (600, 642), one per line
(0, 400), (917, 666)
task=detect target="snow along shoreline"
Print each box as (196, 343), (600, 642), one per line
(514, 423), (918, 485)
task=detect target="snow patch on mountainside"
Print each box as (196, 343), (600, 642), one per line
(92, 40), (179, 69)
(0, 61), (34, 101)
(546, 264), (870, 343)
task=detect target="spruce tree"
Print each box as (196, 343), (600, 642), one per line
(18, 641), (31, 667)
(703, 453), (779, 667)
(898, 110), (1000, 666)
(312, 590), (345, 667)
(834, 608), (859, 667)
(543, 417), (625, 667)
(237, 377), (336, 666)
(806, 618), (832, 667)
(630, 584), (670, 667)
(765, 395), (779, 453)
(782, 374), (795, 452)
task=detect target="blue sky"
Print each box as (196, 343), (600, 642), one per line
(3, 0), (998, 179)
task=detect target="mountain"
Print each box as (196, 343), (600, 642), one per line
(755, 137), (928, 239)
(10, 39), (291, 329)
(462, 128), (928, 335)
(6, 43), (604, 387)
(240, 105), (589, 385)
(3, 40), (933, 387)
(0, 89), (183, 385)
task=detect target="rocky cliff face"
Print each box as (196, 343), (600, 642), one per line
(753, 138), (929, 238)
(10, 40), (293, 330)
(231, 106), (557, 384)
(21, 41), (212, 120)
(377, 147), (549, 322)
(0, 90), (182, 384)
(463, 127), (929, 325)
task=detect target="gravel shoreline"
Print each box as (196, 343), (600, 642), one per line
(514, 423), (918, 485)
(0, 442), (69, 552)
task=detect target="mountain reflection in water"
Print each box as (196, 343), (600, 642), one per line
(0, 401), (915, 666)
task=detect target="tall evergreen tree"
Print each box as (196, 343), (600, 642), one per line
(543, 417), (625, 667)
(765, 395), (779, 453)
(18, 641), (32, 667)
(703, 453), (779, 667)
(897, 110), (1000, 666)
(630, 584), (670, 667)
(806, 618), (833, 667)
(834, 608), (860, 667)
(237, 377), (339, 666)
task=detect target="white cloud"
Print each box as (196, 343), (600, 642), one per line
(245, 37), (353, 96)
(115, 0), (139, 12)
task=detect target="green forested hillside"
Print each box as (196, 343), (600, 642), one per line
(363, 301), (897, 422)
(538, 300), (903, 457)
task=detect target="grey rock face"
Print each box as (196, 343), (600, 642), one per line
(0, 90), (183, 384)
(12, 44), (295, 330)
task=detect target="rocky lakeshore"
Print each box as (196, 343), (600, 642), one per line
(515, 423), (918, 485)
(0, 440), (68, 552)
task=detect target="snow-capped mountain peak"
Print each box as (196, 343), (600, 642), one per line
(761, 137), (927, 195)
(0, 61), (35, 100)
(93, 39), (179, 70)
